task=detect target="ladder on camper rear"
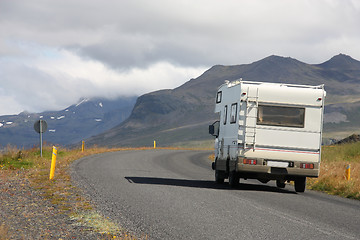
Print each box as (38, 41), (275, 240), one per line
(242, 87), (259, 151)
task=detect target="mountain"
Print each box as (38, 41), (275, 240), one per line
(86, 54), (360, 147)
(334, 134), (360, 145)
(318, 53), (360, 70)
(0, 96), (137, 149)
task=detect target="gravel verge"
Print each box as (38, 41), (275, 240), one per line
(0, 170), (111, 239)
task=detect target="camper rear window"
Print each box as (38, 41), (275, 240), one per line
(230, 103), (237, 124)
(223, 105), (228, 124)
(257, 105), (305, 128)
(216, 91), (222, 103)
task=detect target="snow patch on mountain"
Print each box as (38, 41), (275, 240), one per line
(75, 98), (89, 107)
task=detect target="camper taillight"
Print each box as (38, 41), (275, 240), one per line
(243, 159), (257, 165)
(300, 163), (314, 169)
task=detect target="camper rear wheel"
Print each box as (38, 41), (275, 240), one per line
(276, 180), (286, 188)
(229, 171), (240, 188)
(215, 170), (225, 184)
(294, 177), (306, 193)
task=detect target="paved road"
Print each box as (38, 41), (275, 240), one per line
(72, 149), (360, 240)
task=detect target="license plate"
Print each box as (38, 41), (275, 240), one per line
(267, 161), (289, 168)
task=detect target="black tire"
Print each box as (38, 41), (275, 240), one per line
(295, 177), (306, 192)
(229, 171), (240, 188)
(215, 170), (225, 184)
(276, 180), (286, 188)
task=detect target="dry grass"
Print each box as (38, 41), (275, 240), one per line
(0, 224), (9, 240)
(71, 211), (121, 234)
(0, 145), (32, 170)
(207, 142), (360, 199)
(0, 145), (155, 239)
(1, 145), (205, 239)
(307, 142), (360, 199)
(27, 146), (149, 238)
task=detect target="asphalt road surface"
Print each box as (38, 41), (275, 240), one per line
(72, 149), (360, 240)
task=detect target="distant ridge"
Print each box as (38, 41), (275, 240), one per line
(86, 54), (360, 147)
(334, 134), (360, 144)
(2, 54), (359, 148)
(318, 54), (360, 70)
(0, 96), (137, 148)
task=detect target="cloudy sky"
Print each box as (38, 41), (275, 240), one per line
(0, 0), (359, 115)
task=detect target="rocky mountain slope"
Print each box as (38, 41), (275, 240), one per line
(0, 97), (136, 148)
(2, 54), (359, 149)
(87, 54), (360, 147)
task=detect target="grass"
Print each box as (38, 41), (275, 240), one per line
(0, 145), (152, 239)
(2, 142), (359, 239)
(1, 145), (205, 239)
(70, 211), (121, 234)
(307, 142), (360, 200)
(207, 142), (360, 200)
(0, 224), (9, 240)
(0, 146), (33, 170)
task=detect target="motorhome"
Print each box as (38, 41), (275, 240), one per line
(209, 80), (326, 192)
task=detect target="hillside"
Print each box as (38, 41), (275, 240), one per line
(87, 54), (360, 147)
(0, 97), (136, 148)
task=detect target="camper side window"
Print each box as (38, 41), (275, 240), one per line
(230, 103), (237, 124)
(216, 91), (222, 103)
(223, 105), (227, 124)
(257, 105), (305, 128)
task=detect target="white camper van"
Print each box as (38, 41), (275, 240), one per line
(209, 80), (326, 192)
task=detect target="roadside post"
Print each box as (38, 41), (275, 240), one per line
(82, 140), (85, 152)
(34, 119), (48, 157)
(49, 146), (57, 180)
(154, 140), (156, 149)
(345, 164), (351, 180)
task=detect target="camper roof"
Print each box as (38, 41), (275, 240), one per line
(223, 79), (324, 90)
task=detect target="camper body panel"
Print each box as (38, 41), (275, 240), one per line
(211, 80), (325, 190)
(255, 130), (320, 154)
(250, 83), (324, 107)
(239, 147), (320, 162)
(215, 82), (241, 165)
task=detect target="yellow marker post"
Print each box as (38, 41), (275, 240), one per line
(49, 146), (58, 180)
(345, 164), (351, 181)
(154, 140), (156, 149)
(82, 140), (85, 152)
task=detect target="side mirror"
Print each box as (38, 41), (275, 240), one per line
(209, 125), (215, 135)
(209, 121), (220, 137)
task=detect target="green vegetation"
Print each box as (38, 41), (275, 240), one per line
(307, 142), (360, 200)
(322, 141), (360, 161)
(1, 142), (359, 240)
(0, 147), (33, 170)
(70, 211), (121, 234)
(208, 141), (360, 200)
(0, 145), (142, 239)
(0, 224), (9, 239)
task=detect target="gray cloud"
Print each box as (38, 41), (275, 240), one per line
(0, 60), (95, 113)
(0, 0), (360, 115)
(2, 0), (359, 67)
